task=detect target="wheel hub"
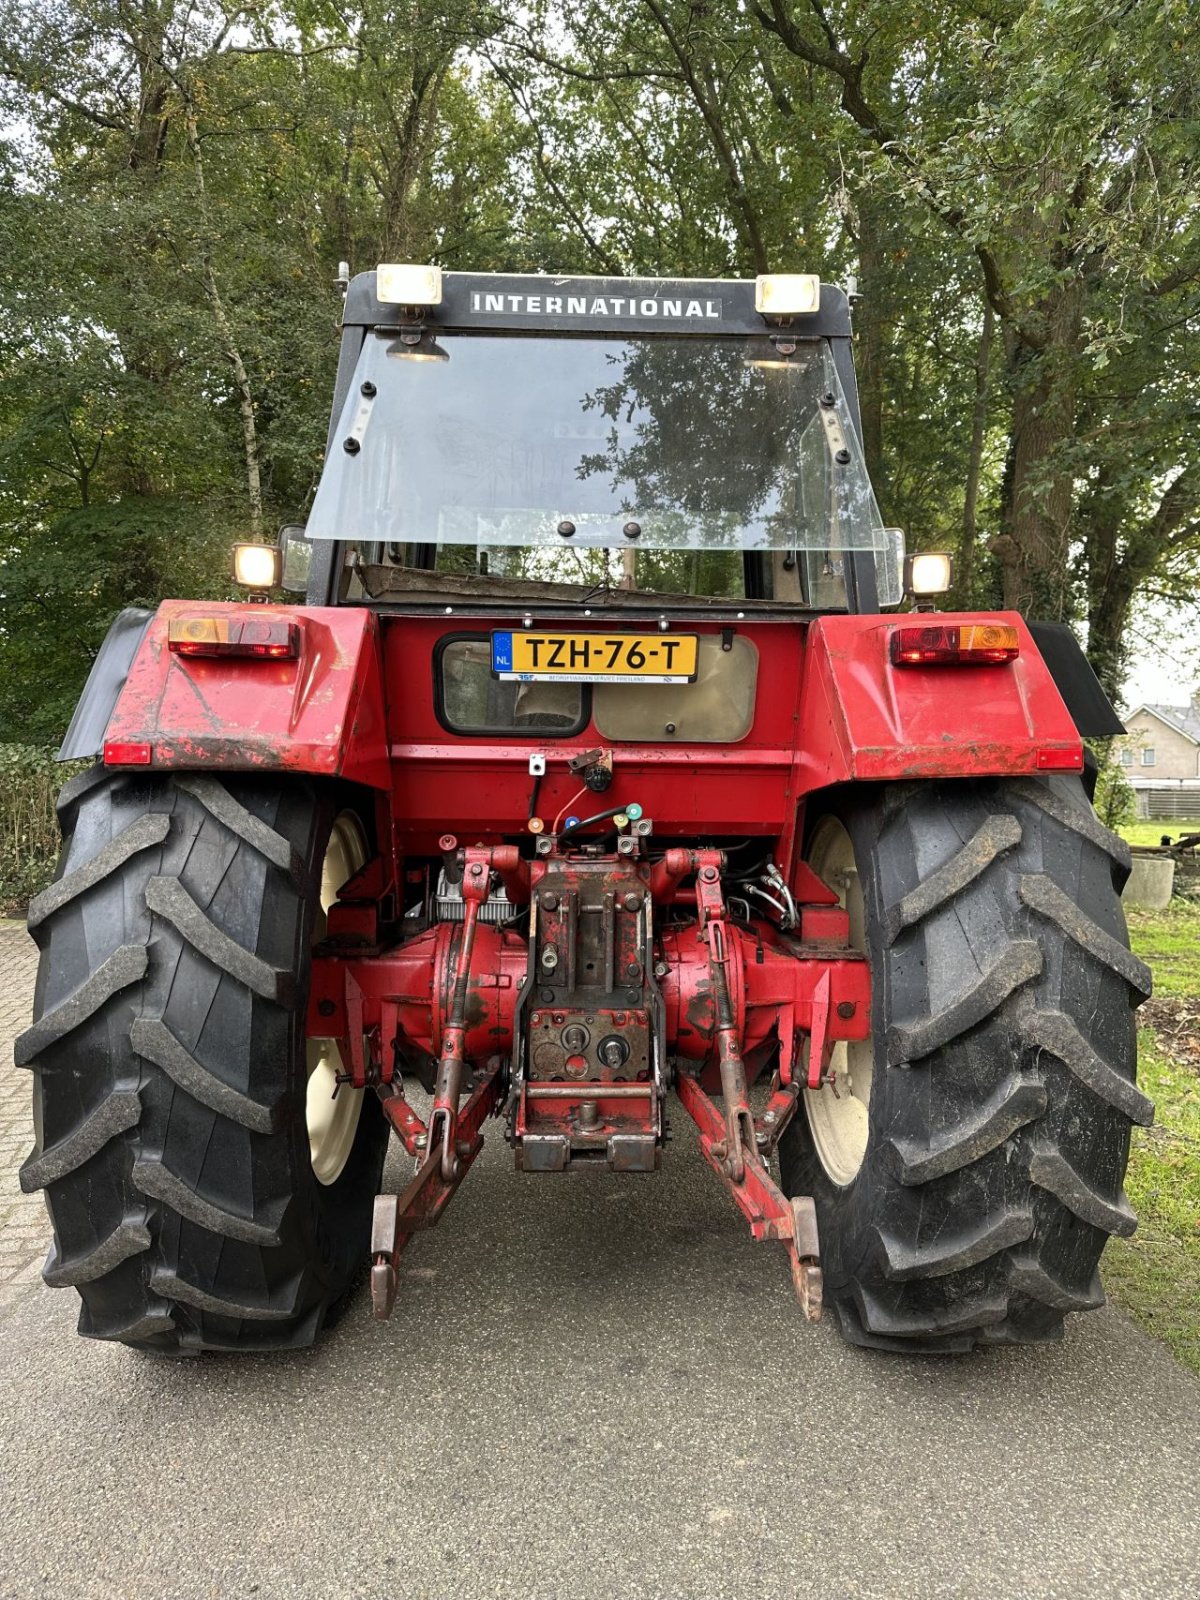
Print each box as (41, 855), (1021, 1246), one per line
(306, 813), (368, 1185)
(802, 816), (873, 1186)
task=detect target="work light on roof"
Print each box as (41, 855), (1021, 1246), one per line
(755, 273), (821, 317)
(376, 263), (443, 307)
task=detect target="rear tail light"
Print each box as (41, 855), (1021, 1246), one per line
(1037, 747), (1085, 771)
(890, 622), (1019, 666)
(168, 616), (299, 660)
(103, 740), (152, 766)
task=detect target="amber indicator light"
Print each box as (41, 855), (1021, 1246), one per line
(890, 623), (1020, 667)
(168, 616), (299, 660)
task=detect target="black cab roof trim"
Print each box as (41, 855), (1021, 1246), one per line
(342, 270), (852, 339)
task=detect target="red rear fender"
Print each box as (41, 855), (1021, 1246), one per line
(102, 601), (390, 788)
(796, 612), (1082, 792)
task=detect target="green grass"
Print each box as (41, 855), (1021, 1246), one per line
(1125, 902), (1200, 996)
(1101, 906), (1200, 1374)
(1119, 820), (1200, 849)
(1103, 1031), (1200, 1374)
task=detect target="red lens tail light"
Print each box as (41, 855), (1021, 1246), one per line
(1037, 747), (1085, 771)
(103, 740), (152, 766)
(890, 623), (1020, 667)
(168, 616), (299, 660)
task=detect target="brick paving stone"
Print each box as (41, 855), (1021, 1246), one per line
(0, 924), (49, 1316)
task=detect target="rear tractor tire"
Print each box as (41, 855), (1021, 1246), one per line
(780, 776), (1152, 1353)
(17, 767), (388, 1353)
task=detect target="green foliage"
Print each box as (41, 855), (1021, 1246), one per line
(0, 745), (82, 915)
(1125, 903), (1200, 998)
(1104, 904), (1200, 1372)
(0, 0), (1196, 742)
(1121, 822), (1200, 849)
(1103, 1025), (1200, 1376)
(0, 499), (235, 741)
(1091, 745), (1138, 831)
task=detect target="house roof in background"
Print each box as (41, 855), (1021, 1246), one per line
(1127, 703), (1200, 744)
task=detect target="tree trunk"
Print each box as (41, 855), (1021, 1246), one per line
(851, 189), (886, 497)
(991, 282), (1084, 618)
(1084, 575), (1136, 706)
(1079, 470), (1134, 701)
(182, 102), (264, 537)
(1082, 465), (1200, 703)
(957, 299), (994, 603)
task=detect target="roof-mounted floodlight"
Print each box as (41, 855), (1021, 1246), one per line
(376, 263), (443, 307)
(755, 273), (821, 317)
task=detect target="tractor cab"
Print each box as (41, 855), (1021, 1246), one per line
(299, 268), (903, 617)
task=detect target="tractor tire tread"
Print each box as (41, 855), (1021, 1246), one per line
(1019, 1009), (1154, 1125)
(888, 1074), (1046, 1184)
(1018, 873), (1151, 996)
(43, 1218), (152, 1286)
(174, 775), (306, 883)
(78, 1301), (178, 1346)
(782, 776), (1149, 1354)
(129, 1016), (284, 1134)
(1006, 778), (1132, 873)
(144, 874), (293, 1003)
(148, 1268), (302, 1322)
(1007, 1253), (1106, 1312)
(856, 1282), (1010, 1339)
(885, 939), (1042, 1065)
(20, 769), (387, 1354)
(1028, 1145), (1137, 1236)
(883, 814), (1022, 943)
(875, 1208), (1034, 1280)
(14, 945), (148, 1067)
(54, 762), (116, 824)
(835, 1300), (977, 1354)
(27, 813), (171, 929)
(131, 1157), (285, 1246)
(19, 1088), (143, 1192)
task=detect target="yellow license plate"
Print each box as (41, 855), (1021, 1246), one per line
(492, 631), (698, 683)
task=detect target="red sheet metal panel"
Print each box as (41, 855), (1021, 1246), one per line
(381, 614), (806, 848)
(794, 611), (1083, 793)
(103, 600), (390, 788)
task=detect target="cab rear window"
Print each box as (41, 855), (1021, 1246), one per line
(438, 637), (584, 734)
(592, 635), (758, 743)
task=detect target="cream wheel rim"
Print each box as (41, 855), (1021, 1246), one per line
(802, 816), (873, 1186)
(306, 812), (368, 1185)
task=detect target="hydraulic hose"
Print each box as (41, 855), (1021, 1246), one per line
(560, 804), (630, 837)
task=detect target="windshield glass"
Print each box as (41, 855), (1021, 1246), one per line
(307, 333), (887, 556)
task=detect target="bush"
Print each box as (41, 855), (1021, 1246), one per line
(0, 745), (81, 916)
(1090, 742), (1138, 831)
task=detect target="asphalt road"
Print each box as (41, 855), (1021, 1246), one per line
(3, 919), (1199, 1600)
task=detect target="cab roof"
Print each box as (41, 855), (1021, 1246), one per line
(342, 270), (853, 339)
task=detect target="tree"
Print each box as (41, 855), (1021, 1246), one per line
(743, 0), (1200, 624)
(0, 0), (528, 734)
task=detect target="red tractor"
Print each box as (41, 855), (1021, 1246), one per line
(18, 268), (1151, 1354)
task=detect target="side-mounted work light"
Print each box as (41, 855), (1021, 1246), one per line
(232, 542), (282, 590)
(904, 551), (954, 598)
